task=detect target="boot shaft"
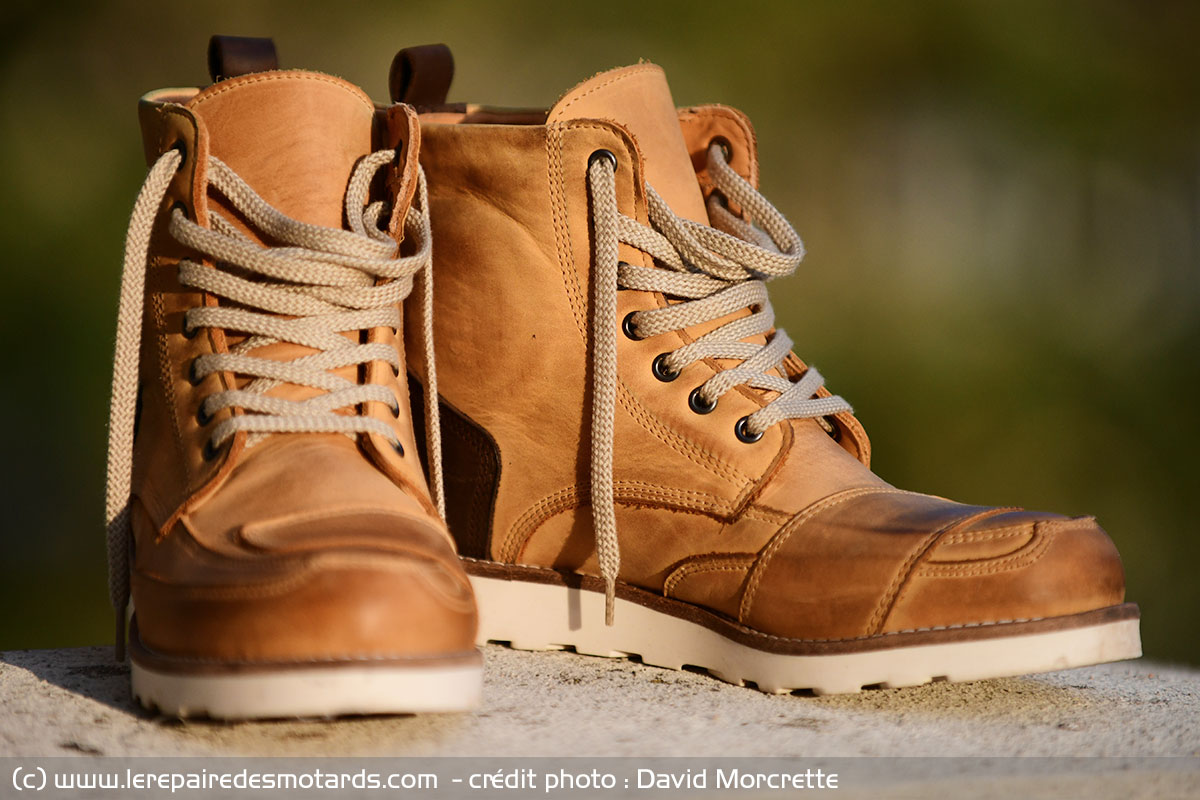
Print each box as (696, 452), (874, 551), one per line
(130, 52), (436, 529)
(390, 49), (877, 574)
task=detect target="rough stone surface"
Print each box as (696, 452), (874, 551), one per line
(1, 646), (1197, 761)
(4, 646), (1200, 798)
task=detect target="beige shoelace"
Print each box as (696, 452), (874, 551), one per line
(105, 146), (442, 656)
(587, 143), (852, 623)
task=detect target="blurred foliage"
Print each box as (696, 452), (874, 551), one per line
(0, 0), (1196, 665)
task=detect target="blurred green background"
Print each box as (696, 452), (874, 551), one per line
(1, 0), (1196, 665)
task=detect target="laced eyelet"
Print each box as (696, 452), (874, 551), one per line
(824, 417), (841, 442)
(589, 149), (617, 171)
(622, 311), (642, 341)
(391, 363), (401, 377)
(187, 358), (204, 386)
(201, 437), (223, 462)
(652, 353), (680, 382)
(392, 440), (405, 457)
(390, 401), (401, 419)
(710, 136), (733, 162)
(181, 314), (197, 339)
(688, 388), (717, 415)
(735, 416), (763, 444)
(169, 137), (188, 168)
(195, 402), (212, 427)
(170, 200), (190, 220)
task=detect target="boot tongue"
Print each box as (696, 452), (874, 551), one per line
(185, 71), (376, 231)
(549, 64), (708, 224)
(184, 72), (378, 401)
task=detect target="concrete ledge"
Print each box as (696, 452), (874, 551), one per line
(1, 646), (1197, 758)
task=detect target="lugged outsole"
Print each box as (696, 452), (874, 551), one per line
(130, 658), (483, 720)
(469, 572), (1141, 695)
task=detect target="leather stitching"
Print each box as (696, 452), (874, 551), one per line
(615, 385), (749, 484)
(743, 505), (791, 524)
(544, 124), (591, 342)
(506, 482), (739, 562)
(549, 65), (663, 119)
(738, 487), (909, 622)
(939, 525), (1034, 545)
(914, 519), (1069, 577)
(187, 71), (375, 113)
(663, 555), (755, 596)
(149, 292), (186, 486)
(865, 508), (1002, 635)
(872, 506), (1020, 632)
(137, 551), (437, 601)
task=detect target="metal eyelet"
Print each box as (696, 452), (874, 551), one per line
(688, 388), (717, 415)
(589, 149), (617, 171)
(652, 353), (680, 382)
(187, 358), (204, 386)
(392, 440), (405, 457)
(622, 311), (642, 341)
(734, 416), (763, 444)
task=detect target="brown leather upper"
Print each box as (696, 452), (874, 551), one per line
(129, 69), (476, 665)
(401, 58), (1126, 641)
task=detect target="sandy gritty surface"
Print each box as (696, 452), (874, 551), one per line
(2, 644), (1196, 797)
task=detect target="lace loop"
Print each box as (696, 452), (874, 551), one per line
(586, 143), (852, 623)
(104, 147), (444, 659)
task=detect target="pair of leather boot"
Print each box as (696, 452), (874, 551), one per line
(106, 37), (1139, 718)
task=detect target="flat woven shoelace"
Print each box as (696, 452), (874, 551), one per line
(105, 147), (442, 656)
(587, 143), (852, 623)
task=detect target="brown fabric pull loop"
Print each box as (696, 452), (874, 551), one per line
(208, 35), (279, 82)
(389, 44), (454, 105)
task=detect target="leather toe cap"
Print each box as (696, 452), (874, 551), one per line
(883, 514), (1126, 633)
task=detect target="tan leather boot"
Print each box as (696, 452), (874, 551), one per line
(390, 45), (1141, 695)
(103, 38), (480, 718)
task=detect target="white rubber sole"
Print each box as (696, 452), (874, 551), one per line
(131, 658), (482, 719)
(470, 573), (1141, 695)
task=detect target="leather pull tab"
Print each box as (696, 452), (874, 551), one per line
(208, 35), (279, 82)
(389, 44), (454, 105)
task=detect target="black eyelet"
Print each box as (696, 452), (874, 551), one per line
(622, 311), (642, 341)
(392, 440), (405, 457)
(187, 358), (204, 386)
(589, 149), (617, 171)
(735, 416), (763, 444)
(710, 136), (733, 162)
(688, 388), (717, 415)
(391, 363), (401, 377)
(652, 353), (680, 382)
(202, 437), (222, 462)
(390, 401), (401, 419)
(181, 314), (197, 340)
(195, 402), (212, 427)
